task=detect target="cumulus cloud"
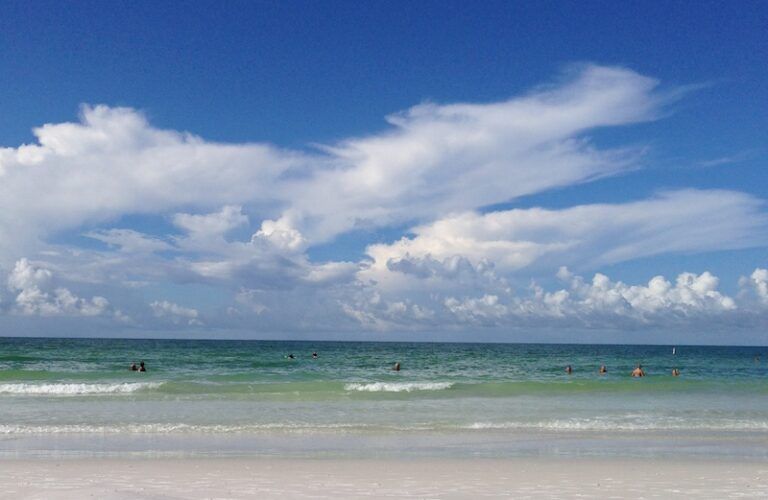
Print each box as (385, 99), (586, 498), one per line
(751, 269), (768, 304)
(444, 294), (509, 325)
(0, 105), (302, 262)
(516, 268), (737, 324)
(343, 267), (746, 330)
(149, 300), (202, 326)
(6, 259), (111, 316)
(253, 216), (306, 252)
(339, 289), (438, 331)
(350, 187), (768, 332)
(163, 205), (354, 290)
(739, 268), (768, 306)
(364, 190), (768, 287)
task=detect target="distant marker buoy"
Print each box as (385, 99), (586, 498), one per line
(672, 347), (676, 355)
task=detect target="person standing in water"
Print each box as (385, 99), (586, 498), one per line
(631, 364), (645, 377)
(565, 365), (573, 374)
(130, 362), (138, 371)
(138, 361), (146, 372)
(672, 368), (680, 376)
(393, 362), (401, 371)
(599, 365), (607, 374)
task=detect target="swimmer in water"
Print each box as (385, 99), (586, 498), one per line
(138, 361), (146, 372)
(599, 365), (607, 374)
(312, 352), (318, 359)
(393, 362), (401, 371)
(287, 354), (295, 360)
(130, 362), (138, 371)
(565, 365), (573, 374)
(672, 368), (680, 376)
(631, 364), (645, 377)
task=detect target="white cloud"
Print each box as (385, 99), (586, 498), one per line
(7, 257), (52, 290)
(6, 258), (111, 317)
(0, 106), (302, 262)
(522, 267), (738, 322)
(364, 190), (768, 287)
(234, 289), (268, 315)
(173, 205), (249, 247)
(253, 216), (306, 252)
(303, 261), (359, 285)
(751, 269), (768, 304)
(339, 289), (438, 331)
(161, 206), (356, 289)
(0, 65), (766, 337)
(0, 65), (669, 266)
(444, 294), (509, 324)
(347, 267), (743, 330)
(739, 268), (768, 306)
(284, 65), (666, 241)
(86, 229), (172, 254)
(149, 300), (202, 326)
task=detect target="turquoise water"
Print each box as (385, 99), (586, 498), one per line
(1, 337), (767, 458)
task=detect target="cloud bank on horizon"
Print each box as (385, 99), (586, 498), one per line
(1, 65), (767, 339)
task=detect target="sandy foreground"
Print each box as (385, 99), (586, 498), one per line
(1, 457), (767, 499)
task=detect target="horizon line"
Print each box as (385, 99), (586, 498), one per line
(1, 334), (766, 349)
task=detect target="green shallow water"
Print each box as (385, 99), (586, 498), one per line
(1, 337), (767, 443)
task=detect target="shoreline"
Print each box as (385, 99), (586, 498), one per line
(3, 456), (768, 499)
(4, 428), (768, 461)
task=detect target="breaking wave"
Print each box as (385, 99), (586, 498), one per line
(0, 382), (163, 395)
(344, 382), (454, 392)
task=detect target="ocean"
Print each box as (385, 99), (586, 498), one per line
(1, 337), (767, 459)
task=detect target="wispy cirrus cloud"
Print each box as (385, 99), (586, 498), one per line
(0, 65), (667, 265)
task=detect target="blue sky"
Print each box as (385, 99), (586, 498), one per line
(0, 1), (767, 343)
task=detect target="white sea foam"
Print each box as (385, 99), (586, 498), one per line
(0, 382), (162, 395)
(3, 419), (767, 435)
(465, 419), (768, 431)
(344, 381), (454, 392)
(0, 422), (376, 435)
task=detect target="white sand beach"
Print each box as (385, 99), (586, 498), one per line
(2, 457), (767, 499)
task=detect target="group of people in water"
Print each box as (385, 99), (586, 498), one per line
(285, 352), (401, 371)
(279, 354), (679, 377)
(286, 352), (318, 360)
(128, 353), (681, 378)
(565, 363), (680, 377)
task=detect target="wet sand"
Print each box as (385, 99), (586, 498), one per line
(2, 457), (767, 499)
